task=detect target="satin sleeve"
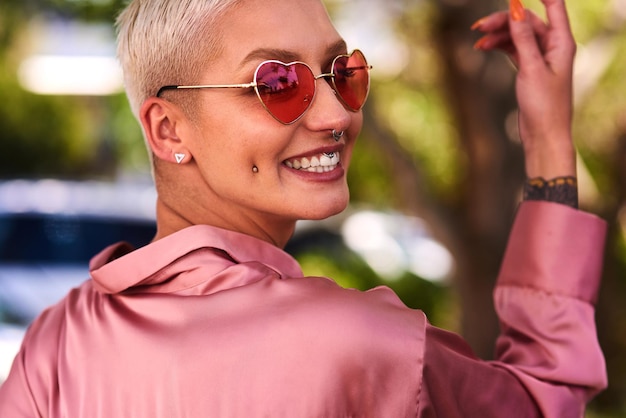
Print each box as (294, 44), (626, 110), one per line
(494, 201), (607, 416)
(419, 201), (607, 417)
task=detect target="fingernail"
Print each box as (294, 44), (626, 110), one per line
(510, 0), (526, 21)
(470, 18), (486, 30)
(473, 36), (490, 50)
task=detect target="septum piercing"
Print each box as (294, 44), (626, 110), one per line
(332, 130), (344, 142)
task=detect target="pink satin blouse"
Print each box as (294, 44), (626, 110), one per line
(0, 201), (607, 417)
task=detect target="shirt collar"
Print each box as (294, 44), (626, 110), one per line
(89, 224), (303, 294)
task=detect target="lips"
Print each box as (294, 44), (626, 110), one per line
(284, 152), (341, 173)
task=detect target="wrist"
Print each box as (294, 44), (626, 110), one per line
(523, 176), (578, 209)
(522, 135), (576, 179)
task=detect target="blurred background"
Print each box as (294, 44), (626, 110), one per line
(0, 0), (625, 416)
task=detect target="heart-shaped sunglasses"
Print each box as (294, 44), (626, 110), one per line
(156, 49), (371, 125)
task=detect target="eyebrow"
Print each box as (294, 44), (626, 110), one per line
(240, 39), (348, 67)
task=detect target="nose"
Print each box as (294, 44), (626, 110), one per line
(304, 74), (352, 130)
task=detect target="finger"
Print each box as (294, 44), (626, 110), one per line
(473, 11), (548, 40)
(471, 11), (508, 32)
(541, 0), (576, 72)
(474, 16), (549, 59)
(508, 5), (546, 72)
(528, 12), (549, 42)
(474, 34), (519, 66)
(474, 32), (512, 51)
(541, 0), (572, 34)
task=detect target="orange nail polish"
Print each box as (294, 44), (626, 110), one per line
(471, 18), (486, 31)
(510, 0), (526, 21)
(473, 36), (490, 50)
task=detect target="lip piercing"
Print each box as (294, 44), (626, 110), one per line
(332, 130), (344, 142)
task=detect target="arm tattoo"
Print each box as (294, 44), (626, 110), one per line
(523, 176), (578, 209)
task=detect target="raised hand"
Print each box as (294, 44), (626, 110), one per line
(473, 0), (577, 180)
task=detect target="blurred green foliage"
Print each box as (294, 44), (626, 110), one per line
(0, 0), (146, 178)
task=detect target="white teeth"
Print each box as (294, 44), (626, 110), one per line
(286, 152), (341, 172)
(319, 153), (340, 167)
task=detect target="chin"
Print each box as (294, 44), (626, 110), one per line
(301, 197), (349, 221)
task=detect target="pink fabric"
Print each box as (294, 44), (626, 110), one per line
(0, 201), (607, 417)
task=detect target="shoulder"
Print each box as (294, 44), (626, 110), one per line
(18, 280), (97, 370)
(268, 276), (428, 347)
(0, 280), (95, 413)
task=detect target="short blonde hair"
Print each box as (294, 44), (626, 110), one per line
(116, 0), (242, 118)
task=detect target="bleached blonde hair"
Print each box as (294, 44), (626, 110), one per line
(116, 0), (242, 118)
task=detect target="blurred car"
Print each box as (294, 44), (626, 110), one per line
(0, 178), (157, 382)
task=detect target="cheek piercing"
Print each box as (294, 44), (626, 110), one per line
(252, 165), (259, 173)
(332, 130), (344, 142)
(174, 153), (186, 164)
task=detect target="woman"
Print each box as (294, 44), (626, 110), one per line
(0, 0), (606, 416)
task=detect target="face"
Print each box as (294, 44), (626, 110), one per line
(174, 0), (364, 244)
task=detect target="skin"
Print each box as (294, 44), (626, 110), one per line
(473, 0), (577, 180)
(139, 0), (362, 248)
(139, 0), (576, 250)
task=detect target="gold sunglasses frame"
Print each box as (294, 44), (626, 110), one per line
(156, 49), (372, 125)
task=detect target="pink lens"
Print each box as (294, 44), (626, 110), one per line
(254, 50), (370, 124)
(255, 62), (316, 124)
(331, 50), (370, 111)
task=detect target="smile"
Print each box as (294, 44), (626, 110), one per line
(284, 152), (341, 173)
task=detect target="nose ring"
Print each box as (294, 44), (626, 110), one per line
(332, 130), (344, 142)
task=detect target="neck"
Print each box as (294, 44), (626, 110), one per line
(152, 196), (297, 249)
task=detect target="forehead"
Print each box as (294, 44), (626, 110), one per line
(215, 0), (345, 66)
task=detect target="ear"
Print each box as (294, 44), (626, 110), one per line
(139, 97), (192, 164)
